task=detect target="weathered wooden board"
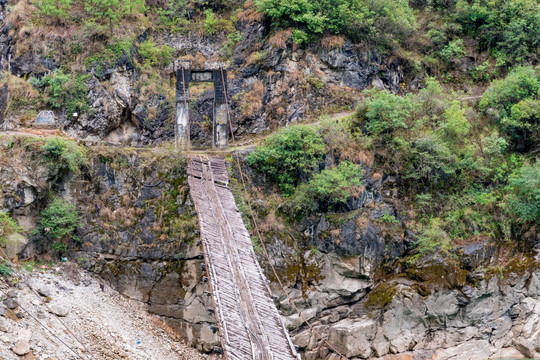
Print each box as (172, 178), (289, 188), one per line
(188, 156), (299, 360)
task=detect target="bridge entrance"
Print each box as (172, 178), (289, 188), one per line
(175, 68), (229, 149)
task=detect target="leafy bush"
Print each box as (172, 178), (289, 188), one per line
(504, 162), (540, 224)
(41, 70), (90, 116)
(38, 198), (80, 244)
(0, 212), (23, 245)
(359, 89), (414, 135)
(37, 0), (72, 22)
(138, 40), (173, 67)
(85, 0), (146, 28)
(247, 125), (326, 195)
(204, 9), (218, 35)
(455, 0), (540, 64)
(255, 0), (414, 46)
(0, 261), (12, 277)
(284, 161), (363, 216)
(409, 218), (454, 262)
(155, 0), (190, 33)
(42, 137), (87, 176)
(439, 39), (466, 63)
(480, 66), (540, 152)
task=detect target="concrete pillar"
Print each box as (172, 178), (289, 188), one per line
(213, 70), (228, 149)
(176, 69), (190, 148)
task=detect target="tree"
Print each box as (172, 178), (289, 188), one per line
(505, 162), (540, 224)
(480, 66), (540, 152)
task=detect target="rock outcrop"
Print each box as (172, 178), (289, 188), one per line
(0, 11), (418, 146)
(0, 141), (219, 352)
(291, 268), (540, 359)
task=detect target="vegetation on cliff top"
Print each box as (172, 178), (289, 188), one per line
(247, 66), (539, 265)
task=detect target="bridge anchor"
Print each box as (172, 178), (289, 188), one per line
(176, 68), (229, 150)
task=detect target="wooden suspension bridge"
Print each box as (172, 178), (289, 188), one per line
(188, 156), (301, 360)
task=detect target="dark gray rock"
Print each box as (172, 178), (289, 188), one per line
(0, 84), (7, 122)
(3, 298), (17, 310)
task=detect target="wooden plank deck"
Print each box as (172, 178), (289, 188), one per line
(188, 156), (299, 360)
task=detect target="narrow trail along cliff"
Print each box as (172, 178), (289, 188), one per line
(188, 156), (300, 360)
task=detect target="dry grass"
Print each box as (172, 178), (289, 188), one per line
(259, 209), (286, 234)
(0, 74), (39, 100)
(320, 34), (345, 50)
(0, 73), (40, 118)
(238, 0), (264, 23)
(269, 29), (292, 49)
(245, 51), (266, 66)
(5, 0), (34, 31)
(239, 80), (264, 118)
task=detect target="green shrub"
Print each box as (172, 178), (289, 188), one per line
(42, 137), (87, 176)
(359, 89), (414, 135)
(255, 0), (414, 46)
(504, 162), (540, 224)
(284, 161), (363, 216)
(42, 70), (90, 116)
(409, 218), (454, 262)
(439, 100), (470, 143)
(455, 0), (540, 64)
(37, 0), (72, 21)
(138, 39), (173, 68)
(0, 212), (23, 245)
(204, 9), (218, 35)
(85, 0), (146, 28)
(439, 38), (466, 63)
(479, 66), (540, 152)
(247, 125), (326, 195)
(38, 198), (80, 244)
(0, 261), (12, 277)
(84, 38), (134, 74)
(51, 242), (68, 255)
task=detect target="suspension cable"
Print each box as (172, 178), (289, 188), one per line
(220, 68), (236, 144)
(217, 68), (347, 359)
(181, 66), (190, 150)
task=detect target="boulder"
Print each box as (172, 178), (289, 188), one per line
(12, 328), (31, 356)
(36, 285), (51, 298)
(513, 337), (536, 358)
(49, 304), (69, 317)
(4, 233), (29, 261)
(327, 318), (376, 358)
(0, 317), (7, 332)
(3, 298), (18, 310)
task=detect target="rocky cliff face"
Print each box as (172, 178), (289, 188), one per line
(0, 138), (219, 353)
(231, 154), (540, 360)
(292, 266), (540, 360)
(0, 7), (417, 146)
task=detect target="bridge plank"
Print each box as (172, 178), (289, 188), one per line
(188, 157), (299, 360)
